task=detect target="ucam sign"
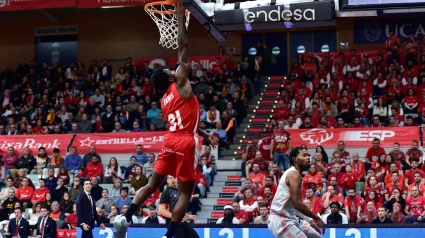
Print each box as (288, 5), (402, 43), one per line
(355, 18), (425, 44)
(244, 7), (315, 23)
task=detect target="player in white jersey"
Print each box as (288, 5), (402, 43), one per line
(268, 147), (325, 238)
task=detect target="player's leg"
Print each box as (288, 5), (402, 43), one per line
(123, 171), (167, 223)
(164, 179), (195, 238)
(299, 219), (322, 238)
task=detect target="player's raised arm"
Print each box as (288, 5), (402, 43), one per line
(175, 2), (190, 86)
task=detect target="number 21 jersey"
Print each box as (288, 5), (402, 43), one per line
(161, 82), (199, 135)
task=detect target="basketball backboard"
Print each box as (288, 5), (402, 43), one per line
(182, 0), (336, 41)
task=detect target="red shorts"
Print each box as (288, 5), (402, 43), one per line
(154, 134), (199, 181)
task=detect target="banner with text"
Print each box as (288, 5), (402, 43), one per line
(78, 0), (154, 8)
(0, 132), (169, 155)
(289, 127), (419, 148)
(0, 0), (76, 11)
(354, 18), (425, 44)
(134, 55), (225, 71)
(81, 226), (425, 238)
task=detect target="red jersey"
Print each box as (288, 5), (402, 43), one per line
(389, 151), (406, 162)
(258, 185), (277, 197)
(322, 195), (343, 207)
(235, 210), (249, 224)
(31, 187), (50, 203)
(307, 196), (323, 215)
(405, 169), (425, 185)
(344, 195), (363, 214)
(405, 148), (423, 163)
(385, 183), (407, 198)
(366, 147), (386, 162)
(272, 130), (291, 153)
(406, 196), (425, 216)
(16, 186), (34, 201)
(144, 189), (160, 206)
(162, 83), (199, 134)
(364, 186), (385, 204)
(273, 108), (290, 121)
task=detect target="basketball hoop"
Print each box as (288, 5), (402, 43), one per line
(145, 0), (190, 50)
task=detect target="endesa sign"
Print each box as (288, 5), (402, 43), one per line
(290, 127), (419, 148)
(78, 0), (154, 8)
(0, 132), (169, 155)
(0, 0), (76, 11)
(134, 55), (225, 71)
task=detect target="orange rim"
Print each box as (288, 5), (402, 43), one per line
(145, 0), (189, 15)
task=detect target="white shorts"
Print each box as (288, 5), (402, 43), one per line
(268, 215), (322, 238)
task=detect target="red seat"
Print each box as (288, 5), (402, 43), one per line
(211, 211), (223, 219)
(217, 199), (233, 205)
(222, 186), (239, 192)
(227, 176), (242, 181)
(269, 76), (285, 81)
(267, 82), (282, 89)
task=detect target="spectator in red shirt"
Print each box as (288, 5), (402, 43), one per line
(303, 187), (323, 215)
(258, 176), (277, 198)
(313, 152), (328, 179)
(405, 186), (425, 223)
(31, 178), (50, 205)
(333, 141), (350, 163)
(386, 202), (406, 224)
(339, 164), (356, 194)
(262, 187), (274, 208)
(364, 191), (382, 212)
(365, 176), (385, 205)
(245, 151), (271, 178)
(385, 172), (407, 201)
(234, 178), (258, 201)
(241, 140), (257, 179)
(327, 177), (344, 197)
(239, 188), (258, 222)
(273, 101), (290, 121)
(344, 188), (363, 223)
(351, 153), (365, 182)
(405, 160), (425, 187)
(357, 201), (378, 224)
(384, 162), (404, 186)
(365, 138), (387, 172)
(77, 154), (103, 184)
(327, 163), (344, 182)
(407, 172), (425, 197)
(269, 163), (283, 186)
(232, 202), (249, 224)
(322, 185), (343, 214)
(303, 164), (323, 196)
(406, 140), (423, 167)
(372, 154), (388, 180)
(388, 142), (407, 170)
(270, 121), (292, 171)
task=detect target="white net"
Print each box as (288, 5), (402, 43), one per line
(145, 3), (190, 49)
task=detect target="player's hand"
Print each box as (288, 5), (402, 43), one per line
(100, 223), (106, 230)
(188, 215), (197, 221)
(83, 224), (90, 231)
(315, 219), (325, 235)
(310, 221), (321, 234)
(207, 130), (219, 149)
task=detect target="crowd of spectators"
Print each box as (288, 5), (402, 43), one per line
(217, 37), (425, 224)
(0, 52), (262, 232)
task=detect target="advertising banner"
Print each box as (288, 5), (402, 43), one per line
(0, 132), (168, 155)
(289, 127), (419, 148)
(134, 55), (225, 71)
(73, 132), (169, 154)
(0, 0), (76, 11)
(80, 226), (425, 238)
(354, 18), (425, 44)
(214, 1), (334, 25)
(78, 0), (154, 8)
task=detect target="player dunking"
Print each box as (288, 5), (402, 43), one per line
(268, 147), (325, 238)
(116, 2), (217, 238)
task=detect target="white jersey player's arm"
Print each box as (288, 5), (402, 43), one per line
(295, 210), (312, 222)
(287, 171), (321, 221)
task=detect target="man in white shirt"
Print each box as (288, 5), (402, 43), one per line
(254, 204), (269, 224)
(140, 204), (166, 224)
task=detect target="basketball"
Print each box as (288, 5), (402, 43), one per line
(113, 215), (129, 232)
